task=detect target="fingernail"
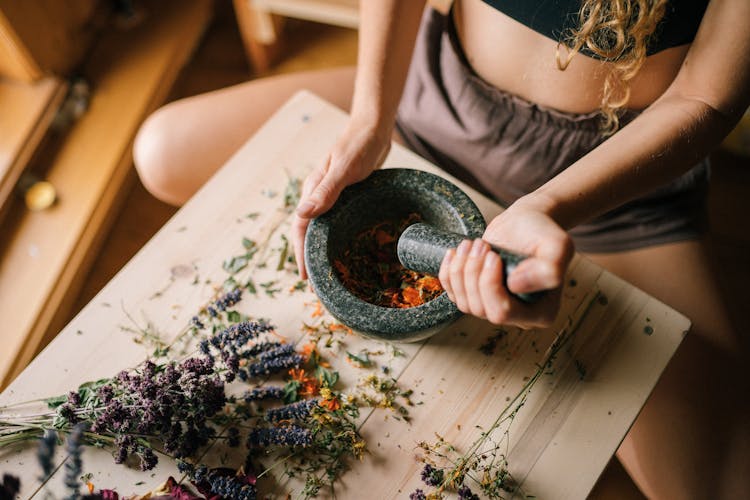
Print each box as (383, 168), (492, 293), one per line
(485, 251), (499, 269)
(470, 239), (483, 257)
(296, 200), (316, 215)
(456, 240), (471, 256)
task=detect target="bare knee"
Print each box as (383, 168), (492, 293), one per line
(133, 105), (192, 206)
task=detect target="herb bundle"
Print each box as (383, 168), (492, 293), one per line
(0, 320), (365, 499)
(334, 213), (444, 308)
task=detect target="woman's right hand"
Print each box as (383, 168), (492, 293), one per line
(292, 118), (392, 279)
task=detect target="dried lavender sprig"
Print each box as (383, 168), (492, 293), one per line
(1, 473), (20, 500)
(207, 474), (257, 500)
(63, 423), (86, 500)
(209, 322), (275, 354)
(182, 464), (257, 500)
(244, 353), (303, 378)
(243, 386), (285, 402)
(247, 426), (312, 448)
(264, 399), (318, 423)
(194, 289), (245, 332)
(37, 429), (57, 481)
(215, 288), (243, 312)
(255, 344), (296, 362)
(244, 341), (284, 357)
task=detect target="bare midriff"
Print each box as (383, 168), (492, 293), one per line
(453, 0), (691, 114)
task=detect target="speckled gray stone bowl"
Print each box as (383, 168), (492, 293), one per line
(304, 168), (485, 342)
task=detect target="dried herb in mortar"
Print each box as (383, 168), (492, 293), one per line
(334, 213), (443, 308)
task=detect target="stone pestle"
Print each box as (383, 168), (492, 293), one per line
(396, 223), (545, 304)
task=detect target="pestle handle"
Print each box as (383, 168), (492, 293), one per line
(397, 223), (545, 304)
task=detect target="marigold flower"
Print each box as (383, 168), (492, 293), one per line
(321, 397), (341, 411)
(311, 301), (324, 318)
(401, 286), (423, 307)
(289, 368), (319, 396)
(301, 343), (317, 360)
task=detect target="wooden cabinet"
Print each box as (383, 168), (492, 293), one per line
(0, 0), (100, 82)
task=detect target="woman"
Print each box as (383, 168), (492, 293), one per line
(134, 1), (749, 497)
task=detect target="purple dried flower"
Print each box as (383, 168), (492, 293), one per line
(1, 474), (21, 499)
(56, 402), (78, 425)
(247, 426), (312, 448)
(215, 288), (243, 311)
(458, 484), (480, 500)
(246, 353), (303, 378)
(138, 446), (158, 471)
(220, 322), (274, 351)
(192, 315), (205, 330)
(409, 489), (426, 500)
(176, 459), (194, 475)
(207, 474), (257, 500)
(245, 340), (282, 354)
(193, 465), (209, 483)
(227, 427), (240, 447)
(142, 360), (157, 379)
(420, 463), (444, 487)
(243, 386), (285, 402)
(179, 357), (214, 375)
(97, 384), (115, 403)
(256, 344), (295, 362)
(199, 339), (210, 355)
(63, 424), (87, 500)
(37, 429), (57, 480)
(114, 435), (136, 464)
(67, 391), (81, 406)
(226, 354), (240, 374)
(264, 399), (317, 423)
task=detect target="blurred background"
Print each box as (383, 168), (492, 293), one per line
(0, 0), (747, 435)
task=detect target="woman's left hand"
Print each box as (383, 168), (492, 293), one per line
(438, 202), (574, 328)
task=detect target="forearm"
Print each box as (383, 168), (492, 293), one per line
(522, 94), (743, 229)
(521, 0), (750, 230)
(351, 0), (426, 129)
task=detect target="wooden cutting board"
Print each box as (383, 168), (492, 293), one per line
(0, 91), (689, 499)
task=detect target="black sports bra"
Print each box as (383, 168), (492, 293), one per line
(480, 0), (709, 56)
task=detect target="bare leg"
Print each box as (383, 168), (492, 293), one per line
(585, 240), (749, 500)
(133, 67), (356, 205)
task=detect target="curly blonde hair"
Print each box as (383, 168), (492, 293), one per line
(557, 0), (668, 134)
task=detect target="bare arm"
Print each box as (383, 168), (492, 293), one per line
(293, 0), (426, 278)
(520, 0), (750, 229)
(350, 0), (427, 129)
(440, 0), (750, 327)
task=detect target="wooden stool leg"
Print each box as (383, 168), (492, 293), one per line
(232, 0), (285, 74)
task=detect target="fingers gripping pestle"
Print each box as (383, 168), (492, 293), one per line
(396, 223), (546, 304)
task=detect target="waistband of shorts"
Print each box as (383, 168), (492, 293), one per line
(439, 7), (639, 133)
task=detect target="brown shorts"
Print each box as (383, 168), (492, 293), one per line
(395, 8), (709, 253)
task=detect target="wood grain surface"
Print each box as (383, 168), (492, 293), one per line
(0, 91), (689, 499)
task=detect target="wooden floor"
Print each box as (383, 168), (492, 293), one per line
(66, 2), (748, 499)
